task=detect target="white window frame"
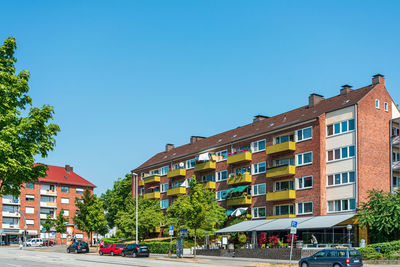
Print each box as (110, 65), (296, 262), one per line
(252, 183), (266, 196)
(274, 134), (294, 145)
(252, 162), (266, 175)
(61, 198), (69, 204)
(63, 210), (69, 216)
(216, 150), (228, 162)
(296, 127), (313, 142)
(251, 139), (266, 153)
(297, 176), (313, 190)
(296, 151), (313, 166)
(393, 152), (400, 162)
(327, 119), (355, 137)
(327, 171), (356, 187)
(327, 198), (356, 213)
(26, 219), (34, 225)
(161, 183), (169, 193)
(393, 176), (400, 188)
(297, 201), (313, 215)
(25, 207), (34, 214)
(216, 170), (228, 182)
(76, 188), (84, 194)
(274, 180), (295, 192)
(160, 166), (169, 176)
(160, 199), (169, 209)
(274, 204), (295, 216)
(384, 102), (389, 112)
(376, 99), (380, 109)
(25, 194), (35, 201)
(327, 146), (356, 162)
(252, 206), (266, 219)
(216, 190), (228, 201)
(186, 159), (195, 169)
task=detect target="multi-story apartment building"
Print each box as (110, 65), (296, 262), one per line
(132, 74), (399, 244)
(0, 164), (95, 245)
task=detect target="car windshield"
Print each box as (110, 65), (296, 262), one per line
(350, 250), (361, 257)
(139, 245), (148, 248)
(116, 244), (125, 247)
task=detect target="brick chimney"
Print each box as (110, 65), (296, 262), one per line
(372, 74), (385, 85)
(165, 144), (174, 152)
(65, 165), (73, 173)
(309, 93), (324, 107)
(253, 115), (270, 123)
(190, 136), (205, 144)
(340, 84), (353, 95)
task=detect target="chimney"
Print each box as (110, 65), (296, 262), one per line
(253, 115), (270, 123)
(165, 144), (174, 152)
(308, 93), (324, 107)
(340, 84), (353, 95)
(372, 74), (385, 85)
(190, 136), (205, 144)
(65, 165), (73, 173)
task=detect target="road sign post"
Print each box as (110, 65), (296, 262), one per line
(289, 221), (297, 264)
(168, 226), (174, 257)
(179, 228), (187, 258)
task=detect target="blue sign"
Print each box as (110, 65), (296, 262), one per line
(169, 226), (174, 231)
(291, 221), (298, 228)
(179, 228), (188, 237)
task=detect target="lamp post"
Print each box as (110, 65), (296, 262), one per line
(346, 224), (352, 248)
(131, 171), (138, 244)
(18, 211), (27, 247)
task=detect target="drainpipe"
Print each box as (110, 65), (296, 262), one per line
(355, 104), (358, 208)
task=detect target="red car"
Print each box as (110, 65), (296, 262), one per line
(99, 243), (126, 256)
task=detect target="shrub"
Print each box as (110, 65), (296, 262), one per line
(268, 235), (279, 246)
(124, 241), (176, 254)
(101, 237), (120, 245)
(257, 232), (268, 247)
(238, 233), (247, 244)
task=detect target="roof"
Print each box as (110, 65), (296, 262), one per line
(135, 84), (375, 171)
(38, 164), (96, 188)
(214, 213), (356, 233)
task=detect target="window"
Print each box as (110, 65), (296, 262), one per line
(327, 119), (355, 137)
(61, 186), (69, 193)
(274, 134), (294, 144)
(297, 176), (313, 190)
(186, 159), (195, 169)
(160, 199), (169, 209)
(149, 169), (160, 175)
(41, 184), (55, 191)
(76, 188), (84, 194)
(252, 207), (266, 219)
(296, 127), (312, 142)
(297, 202), (313, 215)
(392, 127), (400, 137)
(216, 150), (228, 161)
(25, 195), (35, 202)
(40, 196), (56, 202)
(376, 99), (380, 109)
(327, 171), (356, 186)
(160, 166), (169, 176)
(26, 207), (34, 214)
(273, 158), (295, 167)
(216, 170), (228, 182)
(61, 198), (69, 204)
(252, 162), (266, 174)
(327, 198), (356, 212)
(385, 102), (389, 112)
(3, 217), (18, 225)
(393, 176), (400, 188)
(201, 174), (215, 182)
(393, 152), (400, 162)
(296, 151), (313, 166)
(61, 233), (68, 239)
(26, 219), (34, 225)
(3, 205), (19, 212)
(63, 210), (69, 216)
(327, 146), (355, 162)
(251, 139), (266, 153)
(275, 180), (294, 191)
(252, 183), (266, 196)
(26, 183), (34, 189)
(161, 183), (169, 193)
(216, 190), (228, 201)
(274, 204), (294, 216)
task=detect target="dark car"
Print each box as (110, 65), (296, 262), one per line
(67, 241), (89, 253)
(299, 248), (363, 267)
(121, 244), (150, 257)
(42, 239), (55, 246)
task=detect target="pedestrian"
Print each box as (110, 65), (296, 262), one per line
(311, 234), (318, 248)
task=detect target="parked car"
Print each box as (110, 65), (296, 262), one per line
(67, 241), (89, 253)
(42, 239), (55, 246)
(26, 238), (44, 247)
(99, 243), (126, 256)
(121, 244), (150, 257)
(299, 248), (363, 267)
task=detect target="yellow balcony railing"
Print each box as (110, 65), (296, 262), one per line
(266, 214), (296, 219)
(266, 190), (296, 201)
(266, 165), (296, 178)
(143, 192), (160, 199)
(167, 169), (186, 179)
(202, 181), (216, 190)
(194, 161), (216, 172)
(139, 180), (144, 186)
(227, 195), (252, 206)
(143, 175), (160, 184)
(227, 173), (252, 185)
(167, 187), (186, 196)
(266, 141), (296, 155)
(227, 152), (252, 165)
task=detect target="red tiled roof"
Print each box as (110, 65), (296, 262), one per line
(38, 164), (96, 188)
(135, 84), (375, 171)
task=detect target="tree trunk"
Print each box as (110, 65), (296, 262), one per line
(194, 228), (197, 258)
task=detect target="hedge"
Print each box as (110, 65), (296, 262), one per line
(359, 240), (400, 260)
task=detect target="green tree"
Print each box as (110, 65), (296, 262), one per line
(101, 174), (132, 228)
(357, 190), (400, 243)
(73, 188), (108, 245)
(54, 209), (68, 244)
(0, 37), (60, 196)
(167, 178), (226, 257)
(41, 214), (55, 233)
(115, 195), (163, 241)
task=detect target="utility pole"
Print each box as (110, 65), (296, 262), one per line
(131, 171), (138, 244)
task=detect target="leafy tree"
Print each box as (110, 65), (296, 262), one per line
(101, 174), (132, 228)
(41, 214), (55, 233)
(55, 209), (68, 244)
(166, 179), (226, 257)
(0, 37), (60, 196)
(115, 195), (163, 241)
(73, 188), (108, 245)
(357, 190), (400, 243)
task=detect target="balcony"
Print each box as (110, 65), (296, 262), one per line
(40, 189), (57, 196)
(143, 175), (161, 184)
(2, 211), (20, 218)
(266, 141), (296, 155)
(194, 161), (216, 172)
(393, 161), (400, 171)
(167, 169), (186, 179)
(393, 136), (399, 145)
(1, 223), (19, 229)
(202, 181), (216, 190)
(143, 192), (160, 199)
(227, 152), (252, 165)
(40, 214), (55, 219)
(227, 195), (252, 206)
(227, 173), (252, 185)
(266, 165), (296, 178)
(139, 180), (144, 186)
(266, 190), (296, 201)
(167, 187), (186, 196)
(2, 198), (20, 205)
(40, 202), (57, 208)
(266, 214), (296, 219)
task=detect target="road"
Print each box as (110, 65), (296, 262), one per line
(0, 246), (395, 266)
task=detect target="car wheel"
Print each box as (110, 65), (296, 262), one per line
(333, 264), (341, 267)
(99, 251), (103, 255)
(132, 252), (137, 258)
(75, 248), (78, 254)
(301, 262), (308, 267)
(122, 252), (125, 257)
(67, 249), (70, 253)
(111, 251), (114, 256)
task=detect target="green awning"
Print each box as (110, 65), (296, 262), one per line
(231, 185), (248, 193)
(225, 208), (235, 216)
(224, 187), (236, 194)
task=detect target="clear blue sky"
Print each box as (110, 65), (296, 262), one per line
(2, 0), (400, 195)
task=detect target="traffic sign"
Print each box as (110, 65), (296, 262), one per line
(169, 226), (174, 231)
(179, 228), (188, 238)
(290, 227), (297, 234)
(290, 221), (298, 228)
(24, 225), (28, 230)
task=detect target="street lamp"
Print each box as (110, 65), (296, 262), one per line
(131, 171), (138, 244)
(346, 224), (352, 248)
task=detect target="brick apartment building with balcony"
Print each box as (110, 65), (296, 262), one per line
(132, 74), (399, 243)
(0, 164), (95, 245)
